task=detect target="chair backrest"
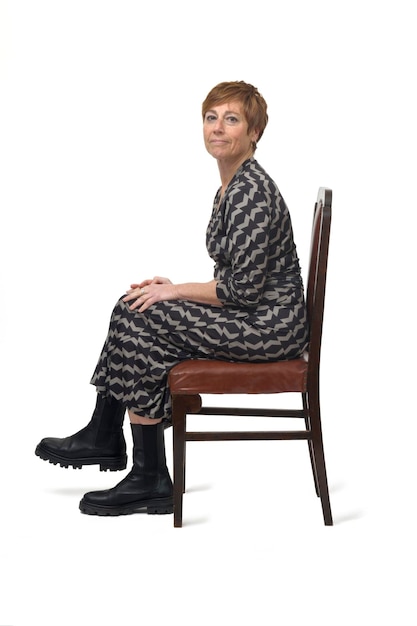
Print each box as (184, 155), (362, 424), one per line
(305, 188), (332, 382)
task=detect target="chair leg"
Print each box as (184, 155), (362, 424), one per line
(182, 415), (187, 494)
(172, 394), (202, 528)
(173, 402), (185, 528)
(307, 389), (333, 526)
(303, 393), (319, 496)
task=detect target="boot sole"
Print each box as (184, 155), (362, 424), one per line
(35, 444), (127, 472)
(79, 496), (173, 516)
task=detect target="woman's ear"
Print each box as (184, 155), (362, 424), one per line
(250, 129), (260, 151)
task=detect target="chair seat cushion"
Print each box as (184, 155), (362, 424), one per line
(168, 357), (308, 395)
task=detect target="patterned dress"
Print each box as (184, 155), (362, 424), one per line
(91, 158), (308, 420)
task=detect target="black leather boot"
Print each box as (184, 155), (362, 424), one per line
(79, 422), (173, 516)
(35, 394), (127, 471)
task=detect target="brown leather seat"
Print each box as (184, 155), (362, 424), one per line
(169, 187), (333, 527)
(169, 355), (308, 395)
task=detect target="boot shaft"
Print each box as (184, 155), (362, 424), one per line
(130, 422), (168, 473)
(92, 394), (126, 447)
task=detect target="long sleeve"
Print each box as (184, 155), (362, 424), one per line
(214, 191), (273, 308)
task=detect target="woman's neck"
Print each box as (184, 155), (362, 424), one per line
(217, 153), (253, 196)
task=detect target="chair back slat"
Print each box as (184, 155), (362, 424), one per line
(305, 188), (332, 376)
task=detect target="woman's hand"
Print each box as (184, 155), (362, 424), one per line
(123, 276), (178, 312)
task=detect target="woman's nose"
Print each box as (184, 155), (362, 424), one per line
(213, 118), (224, 132)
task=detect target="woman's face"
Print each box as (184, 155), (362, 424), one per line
(203, 100), (258, 166)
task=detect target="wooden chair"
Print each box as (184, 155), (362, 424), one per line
(168, 187), (333, 527)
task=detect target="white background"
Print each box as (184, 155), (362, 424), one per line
(0, 1), (416, 625)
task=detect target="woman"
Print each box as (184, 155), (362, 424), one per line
(35, 81), (308, 517)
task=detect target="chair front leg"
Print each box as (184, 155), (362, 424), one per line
(172, 397), (185, 528)
(172, 394), (201, 528)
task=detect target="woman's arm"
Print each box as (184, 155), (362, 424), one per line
(176, 279), (222, 307)
(216, 198), (273, 308)
(123, 277), (222, 313)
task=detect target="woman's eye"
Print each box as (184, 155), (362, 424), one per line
(206, 114), (217, 122)
(226, 116), (239, 124)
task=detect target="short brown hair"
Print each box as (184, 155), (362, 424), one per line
(202, 81), (268, 146)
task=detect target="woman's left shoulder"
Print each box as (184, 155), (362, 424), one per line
(239, 158), (280, 197)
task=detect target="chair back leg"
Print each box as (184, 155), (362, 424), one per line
(303, 392), (320, 497)
(307, 388), (333, 525)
